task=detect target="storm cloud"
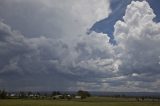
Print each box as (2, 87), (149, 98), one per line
(0, 0), (160, 92)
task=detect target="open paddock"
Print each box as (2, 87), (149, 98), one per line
(0, 97), (160, 106)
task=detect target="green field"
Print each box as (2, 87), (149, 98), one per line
(0, 97), (160, 106)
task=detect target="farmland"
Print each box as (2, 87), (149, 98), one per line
(0, 97), (160, 106)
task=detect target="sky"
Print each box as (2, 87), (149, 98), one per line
(0, 0), (160, 92)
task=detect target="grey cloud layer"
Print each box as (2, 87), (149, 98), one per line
(0, 0), (160, 91)
(0, 20), (116, 91)
(0, 0), (115, 91)
(0, 0), (111, 37)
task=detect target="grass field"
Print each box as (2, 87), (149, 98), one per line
(0, 97), (160, 106)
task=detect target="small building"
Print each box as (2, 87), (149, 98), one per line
(10, 93), (16, 97)
(75, 96), (81, 99)
(29, 94), (34, 97)
(54, 95), (63, 99)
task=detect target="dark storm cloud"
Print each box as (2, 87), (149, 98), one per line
(0, 0), (114, 91)
(0, 20), (75, 90)
(0, 20), (116, 91)
(0, 0), (60, 37)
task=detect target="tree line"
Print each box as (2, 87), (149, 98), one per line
(0, 89), (91, 100)
(0, 90), (7, 99)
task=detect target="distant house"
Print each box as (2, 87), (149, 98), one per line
(54, 95), (63, 99)
(67, 95), (71, 97)
(29, 94), (34, 97)
(10, 93), (16, 97)
(75, 96), (81, 99)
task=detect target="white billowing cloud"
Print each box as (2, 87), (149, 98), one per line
(114, 0), (160, 91)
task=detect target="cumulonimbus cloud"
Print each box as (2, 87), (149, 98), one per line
(113, 0), (160, 91)
(0, 0), (160, 92)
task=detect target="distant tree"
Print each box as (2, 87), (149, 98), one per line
(141, 97), (145, 101)
(0, 89), (7, 99)
(77, 90), (91, 99)
(28, 91), (33, 96)
(19, 91), (26, 99)
(66, 95), (71, 100)
(36, 92), (40, 95)
(36, 92), (40, 96)
(51, 91), (61, 96)
(27, 91), (34, 98)
(35, 92), (40, 99)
